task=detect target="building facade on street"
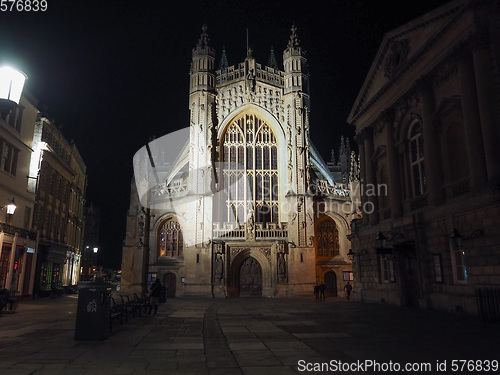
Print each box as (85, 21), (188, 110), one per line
(121, 26), (360, 298)
(347, 0), (500, 317)
(30, 116), (86, 296)
(0, 91), (39, 297)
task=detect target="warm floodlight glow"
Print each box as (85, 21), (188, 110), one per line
(0, 66), (27, 105)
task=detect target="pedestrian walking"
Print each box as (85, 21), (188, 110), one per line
(160, 284), (167, 303)
(149, 278), (162, 315)
(319, 282), (326, 301)
(314, 284), (319, 301)
(344, 281), (353, 301)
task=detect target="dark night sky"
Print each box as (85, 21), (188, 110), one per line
(0, 0), (451, 268)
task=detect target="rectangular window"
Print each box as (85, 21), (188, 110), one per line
(263, 147), (270, 169)
(256, 174), (262, 201)
(343, 271), (354, 281)
(246, 147), (253, 169)
(264, 175), (270, 200)
(380, 255), (396, 283)
(271, 146), (277, 169)
(230, 147), (236, 170)
(256, 146), (262, 170)
(450, 242), (468, 283)
(14, 106), (24, 132)
(433, 254), (443, 283)
(0, 140), (18, 175)
(454, 251), (467, 282)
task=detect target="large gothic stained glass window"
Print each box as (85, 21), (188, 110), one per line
(317, 218), (339, 257)
(159, 220), (183, 257)
(221, 114), (279, 224)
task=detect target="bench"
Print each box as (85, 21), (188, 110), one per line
(109, 295), (125, 331)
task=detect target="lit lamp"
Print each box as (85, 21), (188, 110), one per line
(449, 228), (463, 252)
(347, 248), (368, 261)
(0, 66), (27, 120)
(448, 228), (483, 252)
(5, 198), (17, 215)
(376, 231), (387, 249)
(2, 198), (17, 224)
(93, 247), (99, 254)
(347, 249), (354, 261)
(375, 231), (394, 259)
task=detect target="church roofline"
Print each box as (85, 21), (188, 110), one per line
(216, 60), (284, 88)
(310, 141), (335, 186)
(347, 0), (469, 126)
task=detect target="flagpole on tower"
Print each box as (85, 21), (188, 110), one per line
(246, 28), (249, 57)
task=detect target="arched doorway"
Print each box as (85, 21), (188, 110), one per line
(324, 271), (337, 297)
(239, 257), (262, 297)
(163, 272), (176, 298)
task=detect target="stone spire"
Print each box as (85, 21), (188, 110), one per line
(287, 24), (300, 49)
(197, 24), (210, 49)
(219, 46), (228, 72)
(190, 24), (215, 94)
(330, 148), (336, 165)
(339, 136), (351, 182)
(349, 151), (360, 182)
(268, 46), (279, 70)
(283, 24), (308, 95)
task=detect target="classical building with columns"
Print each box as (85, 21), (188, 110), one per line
(121, 26), (360, 298)
(348, 0), (500, 317)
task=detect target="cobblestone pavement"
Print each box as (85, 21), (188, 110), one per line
(0, 294), (498, 375)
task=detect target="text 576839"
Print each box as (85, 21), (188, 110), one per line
(0, 0), (47, 11)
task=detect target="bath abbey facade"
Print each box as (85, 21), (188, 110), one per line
(120, 26), (360, 298)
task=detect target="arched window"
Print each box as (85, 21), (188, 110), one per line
(316, 218), (339, 257)
(408, 120), (426, 196)
(159, 219), (183, 257)
(221, 114), (279, 224)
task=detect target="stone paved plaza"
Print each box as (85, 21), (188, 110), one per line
(0, 295), (498, 374)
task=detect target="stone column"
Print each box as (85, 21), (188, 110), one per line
(363, 127), (379, 225)
(420, 77), (444, 205)
(384, 111), (403, 218)
(458, 49), (487, 189)
(355, 133), (368, 225)
(472, 37), (500, 188)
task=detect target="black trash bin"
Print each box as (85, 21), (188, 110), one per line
(74, 283), (111, 340)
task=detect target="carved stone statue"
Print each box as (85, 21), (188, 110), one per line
(215, 253), (223, 279)
(247, 206), (255, 239)
(278, 253), (286, 280)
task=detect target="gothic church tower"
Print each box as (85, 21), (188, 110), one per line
(121, 25), (355, 299)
